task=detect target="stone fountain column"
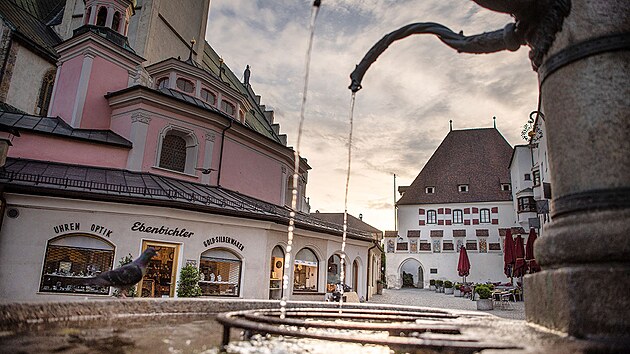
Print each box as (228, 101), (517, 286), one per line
(525, 0), (630, 341)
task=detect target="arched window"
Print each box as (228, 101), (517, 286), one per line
(176, 78), (194, 93)
(96, 7), (107, 26)
(294, 248), (318, 292)
(452, 209), (463, 224)
(427, 210), (437, 224)
(112, 11), (121, 32)
(39, 234), (114, 295)
(157, 127), (198, 175)
(36, 69), (55, 116)
(352, 259), (359, 292)
(480, 208), (491, 223)
(220, 100), (235, 116)
(199, 248), (242, 296)
(159, 134), (186, 172)
(326, 254), (346, 291)
(157, 77), (169, 89)
(84, 7), (92, 25)
(269, 246), (284, 300)
(200, 88), (216, 105)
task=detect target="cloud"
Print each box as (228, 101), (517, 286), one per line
(207, 1), (539, 231)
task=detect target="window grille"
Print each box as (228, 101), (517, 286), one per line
(159, 134), (186, 172)
(452, 209), (463, 224)
(201, 89), (216, 105)
(479, 209), (491, 223)
(427, 210), (437, 224)
(199, 256), (241, 296)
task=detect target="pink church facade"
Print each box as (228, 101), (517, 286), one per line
(0, 0), (381, 302)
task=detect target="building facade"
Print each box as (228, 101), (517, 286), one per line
(386, 128), (518, 288)
(0, 0), (375, 302)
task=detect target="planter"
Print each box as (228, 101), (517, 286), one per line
(438, 287), (444, 293)
(429, 285), (435, 291)
(444, 287), (454, 295)
(376, 282), (383, 295)
(454, 289), (462, 297)
(476, 298), (493, 310)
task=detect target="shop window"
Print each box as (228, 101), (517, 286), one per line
(221, 100), (235, 116)
(426, 210), (437, 224)
(36, 69), (55, 116)
(39, 234), (114, 295)
(96, 7), (107, 26)
(452, 209), (463, 224)
(157, 127), (198, 174)
(176, 78), (194, 93)
(112, 11), (121, 32)
(269, 246), (284, 300)
(326, 254), (347, 292)
(157, 77), (170, 89)
(294, 248), (318, 292)
(479, 208), (491, 223)
(140, 242), (178, 298)
(201, 88), (216, 105)
(199, 248), (242, 297)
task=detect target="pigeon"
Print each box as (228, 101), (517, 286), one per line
(87, 248), (157, 291)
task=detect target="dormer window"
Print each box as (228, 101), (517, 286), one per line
(425, 186), (435, 194)
(176, 78), (194, 93)
(458, 184), (469, 192)
(221, 100), (235, 117)
(201, 89), (216, 105)
(501, 183), (511, 191)
(157, 77), (169, 89)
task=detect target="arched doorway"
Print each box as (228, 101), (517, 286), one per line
(326, 253), (346, 292)
(352, 259), (359, 291)
(399, 258), (424, 288)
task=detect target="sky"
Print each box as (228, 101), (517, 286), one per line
(205, 0), (539, 232)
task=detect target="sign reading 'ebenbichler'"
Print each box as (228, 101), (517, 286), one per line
(131, 222), (194, 238)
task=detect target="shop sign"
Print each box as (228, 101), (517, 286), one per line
(131, 222), (194, 238)
(53, 222), (113, 237)
(202, 236), (244, 251)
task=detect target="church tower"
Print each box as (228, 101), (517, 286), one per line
(48, 0), (144, 129)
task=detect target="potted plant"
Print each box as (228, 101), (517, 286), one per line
(435, 280), (444, 293)
(453, 283), (462, 297)
(176, 263), (202, 297)
(376, 279), (384, 295)
(429, 279), (436, 290)
(475, 284), (493, 310)
(444, 280), (454, 294)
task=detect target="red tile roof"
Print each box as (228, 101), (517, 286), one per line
(397, 128), (513, 205)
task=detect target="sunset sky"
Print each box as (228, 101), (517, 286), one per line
(206, 0), (539, 231)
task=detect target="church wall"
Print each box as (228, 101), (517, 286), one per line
(4, 43), (54, 115)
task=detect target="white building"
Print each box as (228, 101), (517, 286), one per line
(386, 127), (518, 288)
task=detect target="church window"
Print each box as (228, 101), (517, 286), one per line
(201, 89), (216, 105)
(112, 12), (121, 32)
(157, 77), (169, 89)
(221, 100), (235, 117)
(157, 127), (198, 174)
(176, 78), (194, 93)
(36, 69), (55, 116)
(96, 7), (107, 26)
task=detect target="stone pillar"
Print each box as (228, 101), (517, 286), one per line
(201, 132), (216, 185)
(126, 111), (151, 171)
(525, 0), (630, 341)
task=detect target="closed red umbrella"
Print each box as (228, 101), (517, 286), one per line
(525, 228), (541, 273)
(457, 246), (471, 283)
(503, 229), (515, 279)
(513, 234), (527, 278)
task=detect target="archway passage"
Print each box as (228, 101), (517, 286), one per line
(399, 258), (424, 289)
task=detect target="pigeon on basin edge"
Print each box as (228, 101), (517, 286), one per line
(87, 248), (157, 288)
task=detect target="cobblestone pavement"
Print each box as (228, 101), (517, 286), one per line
(368, 287), (525, 320)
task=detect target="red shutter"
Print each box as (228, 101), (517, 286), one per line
(445, 220), (452, 225)
(464, 208), (470, 214)
(491, 207), (498, 213)
(464, 220), (470, 225)
(419, 208), (425, 215)
(473, 219), (479, 225)
(492, 219), (499, 225)
(445, 208), (451, 214)
(472, 207), (479, 213)
(438, 208), (444, 214)
(438, 220), (444, 225)
(419, 220), (425, 226)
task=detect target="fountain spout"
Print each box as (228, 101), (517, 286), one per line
(348, 22), (523, 92)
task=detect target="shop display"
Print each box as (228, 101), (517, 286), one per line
(199, 256), (241, 296)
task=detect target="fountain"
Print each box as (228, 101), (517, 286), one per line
(1, 0), (627, 352)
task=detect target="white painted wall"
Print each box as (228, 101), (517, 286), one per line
(4, 44), (55, 114)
